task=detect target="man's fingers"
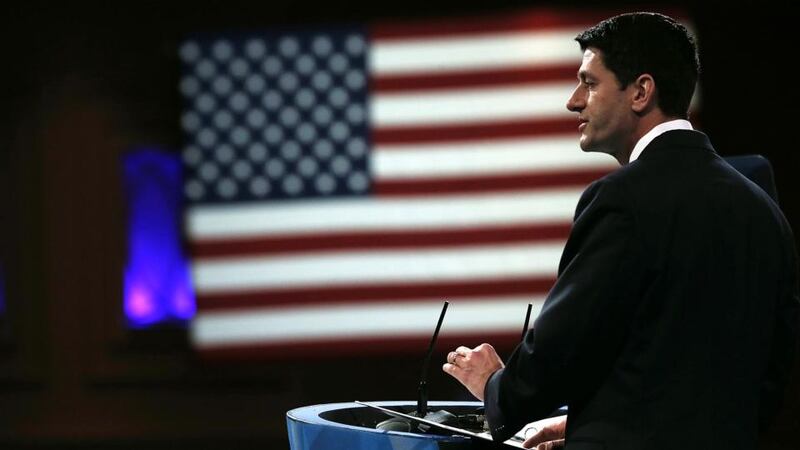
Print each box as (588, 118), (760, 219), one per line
(456, 345), (472, 355)
(522, 426), (564, 448)
(442, 362), (464, 379)
(526, 438), (564, 450)
(535, 439), (565, 450)
(442, 363), (471, 387)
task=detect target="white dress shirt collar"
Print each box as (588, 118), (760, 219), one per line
(629, 119), (693, 163)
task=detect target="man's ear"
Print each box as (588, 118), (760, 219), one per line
(630, 74), (657, 114)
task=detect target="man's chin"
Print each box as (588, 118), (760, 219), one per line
(579, 141), (599, 153)
(580, 142), (617, 158)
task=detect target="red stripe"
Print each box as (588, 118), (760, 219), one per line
(370, 9), (689, 41)
(373, 65), (577, 92)
(370, 9), (612, 40)
(373, 118), (578, 145)
(191, 222), (571, 258)
(196, 276), (556, 310)
(374, 168), (609, 197)
(196, 330), (526, 360)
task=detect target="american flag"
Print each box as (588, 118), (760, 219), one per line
(179, 9), (621, 358)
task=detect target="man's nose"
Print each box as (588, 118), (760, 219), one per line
(566, 87), (584, 112)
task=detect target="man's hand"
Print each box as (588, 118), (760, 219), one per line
(442, 343), (504, 401)
(521, 415), (567, 449)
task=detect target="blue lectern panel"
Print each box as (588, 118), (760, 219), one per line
(287, 401), (482, 450)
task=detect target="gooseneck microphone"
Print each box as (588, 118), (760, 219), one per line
(521, 303), (533, 341)
(371, 301), (536, 434)
(417, 300), (449, 418)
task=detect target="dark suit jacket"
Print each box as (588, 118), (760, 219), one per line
(484, 130), (800, 449)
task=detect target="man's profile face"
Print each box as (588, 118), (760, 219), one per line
(566, 48), (637, 159)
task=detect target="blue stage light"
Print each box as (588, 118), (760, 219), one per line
(122, 149), (195, 327)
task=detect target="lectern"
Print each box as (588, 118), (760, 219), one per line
(287, 401), (502, 450)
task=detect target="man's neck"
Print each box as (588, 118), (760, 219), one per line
(617, 113), (682, 165)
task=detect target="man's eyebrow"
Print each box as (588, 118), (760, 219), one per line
(578, 70), (591, 81)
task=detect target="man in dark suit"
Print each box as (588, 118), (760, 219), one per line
(442, 12), (799, 449)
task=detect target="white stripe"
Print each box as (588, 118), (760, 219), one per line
(192, 242), (563, 293)
(372, 82), (575, 127)
(375, 136), (616, 180)
(187, 188), (583, 239)
(191, 296), (546, 347)
(371, 29), (583, 75)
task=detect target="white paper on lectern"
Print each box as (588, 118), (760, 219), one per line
(354, 401), (525, 449)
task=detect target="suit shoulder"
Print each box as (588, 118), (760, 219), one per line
(580, 163), (639, 201)
(574, 170), (632, 220)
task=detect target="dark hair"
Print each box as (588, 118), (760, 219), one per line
(575, 12), (699, 118)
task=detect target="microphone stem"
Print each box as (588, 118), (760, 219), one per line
(521, 303), (533, 341)
(417, 301), (449, 418)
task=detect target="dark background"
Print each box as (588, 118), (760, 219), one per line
(1, 1), (797, 449)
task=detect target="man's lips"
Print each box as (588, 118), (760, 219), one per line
(578, 119), (588, 131)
